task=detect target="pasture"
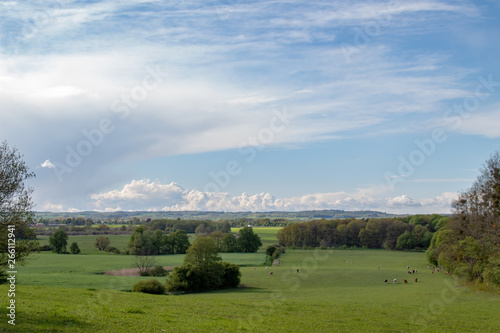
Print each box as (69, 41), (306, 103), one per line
(1, 228), (499, 332)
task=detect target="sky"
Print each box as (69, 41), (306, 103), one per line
(1, 0), (500, 214)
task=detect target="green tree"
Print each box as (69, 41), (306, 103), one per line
(0, 142), (38, 282)
(221, 233), (239, 252)
(166, 237), (240, 292)
(427, 151), (500, 286)
(237, 227), (262, 253)
(128, 227), (153, 255)
(220, 262), (241, 288)
(169, 230), (190, 254)
(69, 242), (81, 254)
(220, 221), (232, 233)
(184, 236), (221, 271)
(49, 229), (68, 254)
(95, 236), (111, 251)
(208, 230), (224, 250)
(396, 231), (416, 250)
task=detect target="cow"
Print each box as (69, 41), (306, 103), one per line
(393, 278), (397, 284)
(384, 279), (388, 284)
(269, 272), (273, 276)
(415, 278), (418, 283)
(404, 279), (408, 284)
(408, 270), (412, 274)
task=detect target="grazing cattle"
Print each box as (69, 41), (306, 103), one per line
(384, 279), (388, 284)
(412, 269), (415, 274)
(393, 278), (397, 284)
(269, 272), (273, 275)
(408, 271), (412, 274)
(404, 279), (408, 284)
(415, 278), (418, 283)
(407, 266), (410, 270)
(297, 269), (299, 273)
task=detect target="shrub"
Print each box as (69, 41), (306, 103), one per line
(221, 262), (241, 288)
(37, 245), (53, 251)
(105, 246), (121, 254)
(149, 266), (168, 277)
(132, 279), (165, 294)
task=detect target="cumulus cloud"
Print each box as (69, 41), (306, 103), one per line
(89, 179), (457, 214)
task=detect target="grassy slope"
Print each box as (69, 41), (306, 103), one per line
(1, 228), (499, 332)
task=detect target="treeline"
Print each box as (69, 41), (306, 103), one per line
(277, 215), (448, 251)
(426, 152), (500, 288)
(126, 224), (262, 255)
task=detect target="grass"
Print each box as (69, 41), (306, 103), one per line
(1, 228), (499, 332)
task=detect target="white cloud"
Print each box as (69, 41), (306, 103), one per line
(39, 202), (81, 213)
(89, 179), (457, 214)
(40, 159), (55, 169)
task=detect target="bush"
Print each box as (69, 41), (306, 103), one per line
(221, 262), (241, 288)
(105, 246), (121, 254)
(149, 266), (168, 277)
(69, 242), (80, 254)
(132, 279), (165, 294)
(37, 245), (53, 251)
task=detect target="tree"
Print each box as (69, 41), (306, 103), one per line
(237, 227), (262, 253)
(0, 142), (38, 281)
(220, 221), (232, 233)
(166, 236), (241, 292)
(95, 236), (111, 251)
(184, 236), (221, 272)
(128, 227), (153, 255)
(427, 151), (500, 286)
(69, 242), (81, 254)
(169, 230), (190, 254)
(49, 229), (68, 254)
(134, 255), (156, 276)
(208, 230), (224, 250)
(221, 233), (239, 252)
(396, 231), (416, 250)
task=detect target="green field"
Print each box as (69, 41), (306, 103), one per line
(1, 228), (499, 332)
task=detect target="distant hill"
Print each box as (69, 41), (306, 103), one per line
(35, 210), (402, 221)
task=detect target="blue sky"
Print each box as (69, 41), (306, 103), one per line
(1, 0), (500, 213)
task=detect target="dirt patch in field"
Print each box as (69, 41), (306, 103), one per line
(104, 266), (175, 276)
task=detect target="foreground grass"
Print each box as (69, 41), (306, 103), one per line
(2, 248), (499, 332)
(3, 228), (499, 332)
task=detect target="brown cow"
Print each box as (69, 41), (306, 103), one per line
(404, 279), (408, 284)
(415, 278), (418, 283)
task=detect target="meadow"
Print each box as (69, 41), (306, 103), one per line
(1, 228), (499, 332)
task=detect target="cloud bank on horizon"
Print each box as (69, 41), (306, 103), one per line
(1, 0), (499, 214)
(86, 179), (458, 214)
